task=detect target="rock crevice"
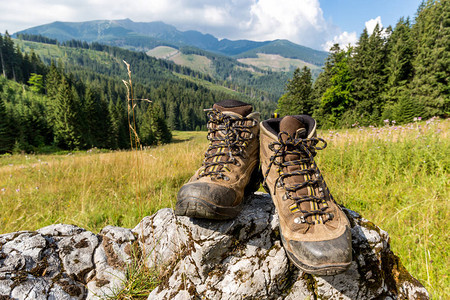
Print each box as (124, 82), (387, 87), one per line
(0, 193), (429, 299)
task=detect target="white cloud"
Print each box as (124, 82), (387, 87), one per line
(243, 0), (329, 46)
(322, 31), (358, 51)
(322, 16), (387, 51)
(365, 16), (383, 35)
(0, 0), (339, 50)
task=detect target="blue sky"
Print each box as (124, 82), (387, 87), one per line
(321, 0), (423, 33)
(0, 0), (424, 51)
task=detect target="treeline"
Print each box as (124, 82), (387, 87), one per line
(16, 33), (58, 45)
(278, 0), (448, 127)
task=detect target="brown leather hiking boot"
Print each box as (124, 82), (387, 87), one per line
(175, 100), (261, 220)
(260, 115), (352, 275)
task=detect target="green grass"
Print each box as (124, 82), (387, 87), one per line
(316, 118), (449, 299)
(0, 120), (448, 299)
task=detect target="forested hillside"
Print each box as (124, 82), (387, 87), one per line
(0, 32), (277, 153)
(278, 0), (448, 127)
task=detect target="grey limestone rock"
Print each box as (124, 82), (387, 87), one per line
(142, 192), (429, 300)
(0, 193), (429, 299)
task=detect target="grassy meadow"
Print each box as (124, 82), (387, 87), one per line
(0, 119), (448, 298)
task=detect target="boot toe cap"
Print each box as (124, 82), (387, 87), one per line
(285, 227), (352, 275)
(177, 182), (237, 206)
(175, 182), (240, 219)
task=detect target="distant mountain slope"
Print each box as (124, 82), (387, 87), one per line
(14, 19), (327, 65)
(235, 40), (328, 66)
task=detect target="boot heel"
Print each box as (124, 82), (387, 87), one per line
(244, 163), (262, 196)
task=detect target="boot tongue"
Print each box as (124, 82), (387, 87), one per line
(279, 116), (313, 220)
(279, 116), (307, 140)
(213, 99), (252, 117)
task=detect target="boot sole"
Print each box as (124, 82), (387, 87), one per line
(175, 165), (262, 220)
(175, 196), (243, 220)
(284, 247), (351, 276)
(280, 229), (351, 276)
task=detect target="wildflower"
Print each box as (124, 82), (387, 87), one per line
(392, 120), (396, 124)
(1, 188), (5, 192)
(413, 117), (418, 122)
(16, 189), (20, 192)
(418, 117), (422, 121)
(384, 119), (389, 124)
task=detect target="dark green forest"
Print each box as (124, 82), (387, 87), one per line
(278, 0), (448, 127)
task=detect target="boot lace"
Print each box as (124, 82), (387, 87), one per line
(263, 131), (334, 224)
(199, 109), (257, 180)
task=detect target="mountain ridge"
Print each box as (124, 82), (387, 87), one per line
(14, 19), (328, 66)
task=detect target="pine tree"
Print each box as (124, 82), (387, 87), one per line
(28, 73), (45, 94)
(394, 94), (423, 124)
(320, 47), (355, 127)
(382, 18), (415, 121)
(410, 0), (449, 118)
(83, 86), (98, 147)
(115, 98), (130, 149)
(139, 104), (156, 146)
(45, 62), (61, 99)
(277, 66), (313, 116)
(351, 25), (388, 125)
(1, 32), (16, 80)
(151, 102), (172, 144)
(167, 102), (180, 130)
(53, 76), (82, 149)
(0, 96), (14, 153)
(0, 34), (5, 78)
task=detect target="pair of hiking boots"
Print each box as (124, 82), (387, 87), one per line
(175, 100), (352, 276)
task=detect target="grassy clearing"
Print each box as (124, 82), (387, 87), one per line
(237, 53), (321, 72)
(0, 120), (448, 298)
(146, 46), (179, 59)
